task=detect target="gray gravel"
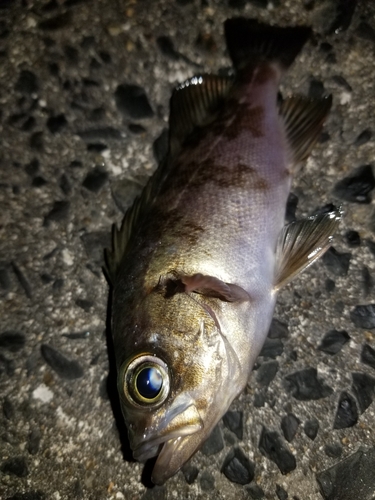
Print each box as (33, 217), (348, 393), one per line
(1, 1), (375, 499)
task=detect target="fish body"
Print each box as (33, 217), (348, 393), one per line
(106, 18), (341, 484)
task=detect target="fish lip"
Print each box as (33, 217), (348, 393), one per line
(131, 399), (203, 464)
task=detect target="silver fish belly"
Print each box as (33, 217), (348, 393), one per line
(105, 17), (341, 484)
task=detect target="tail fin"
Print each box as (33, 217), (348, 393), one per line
(224, 18), (312, 72)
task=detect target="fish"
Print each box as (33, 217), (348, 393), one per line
(105, 17), (341, 485)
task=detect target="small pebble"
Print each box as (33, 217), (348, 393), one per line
(28, 428), (41, 455)
(325, 443), (342, 458)
(332, 165), (375, 204)
(356, 21), (375, 43)
(256, 360), (279, 387)
(64, 45), (79, 64)
(276, 484), (288, 500)
(326, 0), (357, 34)
(156, 36), (180, 60)
(318, 330), (350, 355)
(352, 372), (375, 413)
(77, 127), (121, 141)
(325, 278), (335, 292)
(44, 200), (70, 224)
(114, 84), (154, 119)
(75, 298), (94, 311)
(281, 413), (300, 442)
(322, 247), (351, 276)
(62, 331), (90, 340)
(1, 456), (29, 477)
(11, 262), (32, 298)
(308, 78), (325, 99)
(47, 114), (67, 133)
(200, 470), (215, 491)
(222, 410), (243, 440)
(87, 143), (107, 152)
(41, 344), (84, 380)
(0, 265), (11, 291)
(29, 131), (44, 150)
(181, 463), (199, 484)
(246, 484), (265, 499)
(82, 166), (108, 192)
(3, 397), (15, 419)
(366, 239), (375, 256)
(344, 229), (360, 247)
(200, 424), (224, 456)
(268, 318), (289, 339)
(0, 353), (15, 376)
(331, 75), (352, 92)
(362, 267), (373, 297)
(259, 338), (284, 358)
(284, 367), (333, 400)
(59, 174), (71, 195)
(128, 123), (146, 134)
(333, 391), (358, 429)
(354, 129), (372, 146)
(304, 418), (319, 440)
(32, 176), (47, 188)
(361, 343), (375, 370)
(15, 70), (39, 94)
(259, 427), (296, 474)
(110, 177), (144, 214)
(0, 331), (26, 352)
(38, 12), (71, 30)
(253, 390), (266, 408)
(221, 447), (255, 485)
(350, 304), (375, 329)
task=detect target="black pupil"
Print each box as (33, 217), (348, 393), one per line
(136, 367), (163, 399)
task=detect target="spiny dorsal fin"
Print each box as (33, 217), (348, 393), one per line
(274, 207), (342, 291)
(104, 174), (156, 285)
(104, 75), (233, 285)
(169, 74), (233, 157)
(280, 94), (332, 167)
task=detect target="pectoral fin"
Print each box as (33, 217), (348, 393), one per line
(274, 207), (342, 291)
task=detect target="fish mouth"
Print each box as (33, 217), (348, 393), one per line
(131, 399), (203, 479)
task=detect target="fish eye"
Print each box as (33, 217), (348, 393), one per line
(119, 354), (170, 407)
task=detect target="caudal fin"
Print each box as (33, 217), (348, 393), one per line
(224, 18), (312, 72)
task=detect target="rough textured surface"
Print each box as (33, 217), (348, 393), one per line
(1, 0), (375, 499)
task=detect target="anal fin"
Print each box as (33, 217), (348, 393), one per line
(274, 207), (342, 291)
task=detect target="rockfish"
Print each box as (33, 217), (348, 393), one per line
(105, 17), (341, 484)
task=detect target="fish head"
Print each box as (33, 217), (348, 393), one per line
(114, 290), (246, 484)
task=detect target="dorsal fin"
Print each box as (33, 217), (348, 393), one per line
(169, 74), (233, 157)
(280, 95), (332, 167)
(104, 74), (233, 285)
(104, 183), (151, 285)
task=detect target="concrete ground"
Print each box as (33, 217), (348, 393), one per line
(1, 0), (375, 499)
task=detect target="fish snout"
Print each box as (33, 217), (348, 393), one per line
(131, 402), (203, 464)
